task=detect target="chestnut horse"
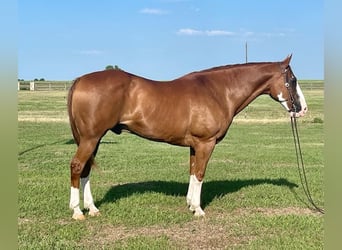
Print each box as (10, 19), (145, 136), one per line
(68, 55), (307, 220)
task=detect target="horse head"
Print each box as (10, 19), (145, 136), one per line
(270, 55), (308, 117)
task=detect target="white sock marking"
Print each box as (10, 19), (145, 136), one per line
(186, 175), (205, 216)
(81, 176), (99, 215)
(191, 175), (203, 209)
(186, 175), (195, 205)
(70, 187), (80, 209)
(69, 187), (83, 216)
(81, 176), (93, 209)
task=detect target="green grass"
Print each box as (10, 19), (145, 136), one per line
(18, 86), (323, 249)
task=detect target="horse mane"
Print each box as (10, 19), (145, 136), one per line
(183, 61), (275, 78)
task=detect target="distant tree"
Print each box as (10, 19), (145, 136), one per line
(114, 65), (122, 70)
(105, 65), (114, 70)
(105, 65), (122, 70)
(33, 78), (45, 81)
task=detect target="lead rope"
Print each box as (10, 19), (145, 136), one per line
(290, 116), (324, 214)
(283, 76), (324, 214)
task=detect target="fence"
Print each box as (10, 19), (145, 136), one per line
(18, 80), (324, 91)
(18, 81), (73, 91)
(298, 80), (324, 91)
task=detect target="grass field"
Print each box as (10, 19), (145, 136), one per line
(18, 84), (324, 249)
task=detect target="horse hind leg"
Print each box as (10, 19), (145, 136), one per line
(80, 154), (100, 217)
(69, 138), (99, 220)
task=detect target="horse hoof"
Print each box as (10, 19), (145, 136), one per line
(194, 207), (205, 217)
(72, 213), (86, 220)
(89, 210), (101, 217)
(188, 205), (195, 212)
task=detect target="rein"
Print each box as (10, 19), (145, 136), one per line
(283, 69), (324, 214)
(290, 116), (324, 214)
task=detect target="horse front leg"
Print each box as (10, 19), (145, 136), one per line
(187, 174), (205, 216)
(186, 147), (196, 207)
(186, 141), (215, 216)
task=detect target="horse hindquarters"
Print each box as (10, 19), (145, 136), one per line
(68, 80), (103, 220)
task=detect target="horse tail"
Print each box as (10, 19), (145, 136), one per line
(67, 78), (80, 146)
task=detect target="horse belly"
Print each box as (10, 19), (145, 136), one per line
(121, 104), (225, 146)
(120, 103), (191, 145)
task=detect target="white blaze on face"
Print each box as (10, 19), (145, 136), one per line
(296, 83), (308, 115)
(290, 83), (308, 117)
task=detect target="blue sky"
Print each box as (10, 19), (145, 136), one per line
(18, 0), (323, 80)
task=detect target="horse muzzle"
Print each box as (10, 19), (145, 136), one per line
(290, 104), (308, 118)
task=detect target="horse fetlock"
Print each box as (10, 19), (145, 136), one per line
(188, 198), (205, 216)
(187, 196), (200, 210)
(186, 197), (192, 207)
(85, 203), (100, 217)
(71, 205), (85, 220)
(189, 204), (196, 212)
(194, 207), (205, 216)
(89, 209), (101, 217)
(189, 204), (205, 216)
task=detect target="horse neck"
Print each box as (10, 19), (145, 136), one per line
(220, 63), (278, 115)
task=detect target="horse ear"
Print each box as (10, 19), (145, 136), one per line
(281, 54), (292, 69)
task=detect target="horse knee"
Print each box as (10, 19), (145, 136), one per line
(70, 158), (83, 175)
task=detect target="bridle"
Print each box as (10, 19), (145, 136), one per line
(281, 65), (324, 214)
(282, 66), (297, 113)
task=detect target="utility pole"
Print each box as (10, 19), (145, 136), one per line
(245, 42), (248, 63)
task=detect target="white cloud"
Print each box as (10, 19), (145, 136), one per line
(260, 32), (286, 38)
(140, 8), (168, 15)
(178, 28), (293, 39)
(76, 50), (104, 55)
(177, 28), (203, 36)
(177, 28), (235, 36)
(206, 30), (235, 36)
